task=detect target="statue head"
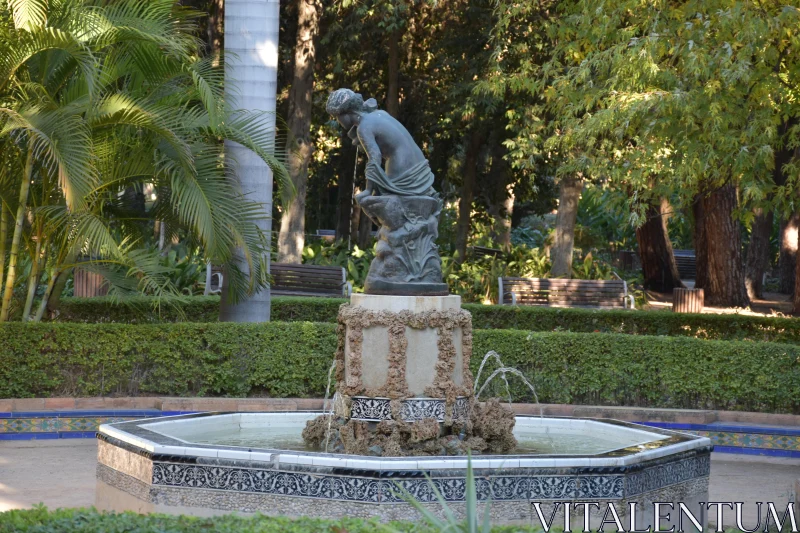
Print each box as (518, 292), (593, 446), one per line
(326, 89), (378, 130)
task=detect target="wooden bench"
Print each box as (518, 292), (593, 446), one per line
(498, 276), (634, 309)
(471, 246), (505, 259)
(271, 263), (352, 298)
(673, 250), (696, 279)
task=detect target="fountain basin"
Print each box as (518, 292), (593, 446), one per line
(96, 412), (711, 528)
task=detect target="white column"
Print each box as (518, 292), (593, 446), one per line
(220, 0), (280, 322)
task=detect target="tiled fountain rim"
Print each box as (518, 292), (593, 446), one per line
(98, 412), (711, 470)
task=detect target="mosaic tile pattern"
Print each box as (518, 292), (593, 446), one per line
(693, 430), (800, 451)
(0, 416), (137, 433)
(150, 461), (636, 503)
(625, 455), (710, 497)
(349, 397), (470, 422)
(0, 415), (161, 437)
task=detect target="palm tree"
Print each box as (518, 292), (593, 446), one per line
(219, 0), (282, 322)
(0, 0), (288, 321)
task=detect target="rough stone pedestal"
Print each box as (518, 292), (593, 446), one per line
(337, 294), (473, 423)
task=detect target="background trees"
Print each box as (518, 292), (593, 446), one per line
(1, 0), (798, 312)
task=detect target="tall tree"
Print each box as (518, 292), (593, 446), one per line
(636, 198), (683, 292)
(455, 129), (484, 261)
(744, 207), (773, 300)
(278, 0), (321, 263)
(695, 185), (748, 307)
(220, 0), (282, 322)
(780, 213), (799, 295)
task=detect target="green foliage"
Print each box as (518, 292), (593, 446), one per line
(55, 295), (800, 345)
(54, 296), (345, 323)
(2, 320), (800, 413)
(0, 321), (337, 398)
(443, 247), (550, 303)
(0, 507), (543, 533)
(535, 0), (800, 216)
(475, 330), (800, 413)
(0, 0), (289, 322)
(301, 240), (373, 292)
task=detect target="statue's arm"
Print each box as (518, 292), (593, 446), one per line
(357, 122), (383, 165)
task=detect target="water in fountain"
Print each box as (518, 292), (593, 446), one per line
(473, 350), (543, 417)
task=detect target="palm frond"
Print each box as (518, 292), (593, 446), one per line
(0, 104), (96, 210)
(7, 0), (47, 30)
(0, 27), (96, 97)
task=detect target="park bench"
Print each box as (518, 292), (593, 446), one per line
(673, 249), (696, 279)
(498, 276), (634, 309)
(271, 263), (352, 298)
(471, 245), (505, 259)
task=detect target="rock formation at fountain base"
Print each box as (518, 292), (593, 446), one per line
(303, 398), (516, 457)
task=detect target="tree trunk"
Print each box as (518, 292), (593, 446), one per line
(277, 0), (320, 264)
(219, 0), (279, 322)
(208, 0), (224, 57)
(0, 205), (6, 292)
(335, 138), (357, 242)
(489, 190), (514, 250)
(486, 143), (513, 250)
(45, 247), (78, 319)
(694, 184), (748, 307)
(1, 150), (33, 321)
(22, 233), (43, 320)
(455, 130), (483, 261)
(794, 243), (800, 315)
(692, 194), (709, 290)
(744, 207), (773, 300)
(636, 198), (684, 292)
(386, 29), (401, 118)
(550, 175), (582, 277)
(779, 213), (799, 294)
(33, 267), (57, 322)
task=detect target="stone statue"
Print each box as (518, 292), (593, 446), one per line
(327, 88), (448, 295)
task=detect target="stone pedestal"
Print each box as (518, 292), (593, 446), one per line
(336, 294), (473, 423)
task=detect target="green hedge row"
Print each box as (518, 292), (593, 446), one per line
(55, 296), (343, 324)
(57, 295), (800, 344)
(3, 321), (799, 413)
(0, 508), (538, 533)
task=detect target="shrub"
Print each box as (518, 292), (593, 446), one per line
(464, 305), (800, 344)
(56, 296), (800, 345)
(55, 296), (345, 324)
(0, 507), (540, 533)
(2, 322), (799, 413)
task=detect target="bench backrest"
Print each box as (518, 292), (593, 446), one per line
(272, 263), (347, 297)
(499, 277), (628, 308)
(673, 249), (696, 279)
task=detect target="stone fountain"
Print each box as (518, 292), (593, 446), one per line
(95, 90), (711, 529)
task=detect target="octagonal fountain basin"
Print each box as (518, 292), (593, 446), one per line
(96, 412), (712, 529)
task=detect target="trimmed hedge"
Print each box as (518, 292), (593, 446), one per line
(0, 508), (540, 533)
(2, 322), (799, 413)
(56, 296), (800, 345)
(55, 296), (344, 324)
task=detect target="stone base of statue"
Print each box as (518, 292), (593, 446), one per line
(359, 195), (448, 296)
(302, 294), (517, 457)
